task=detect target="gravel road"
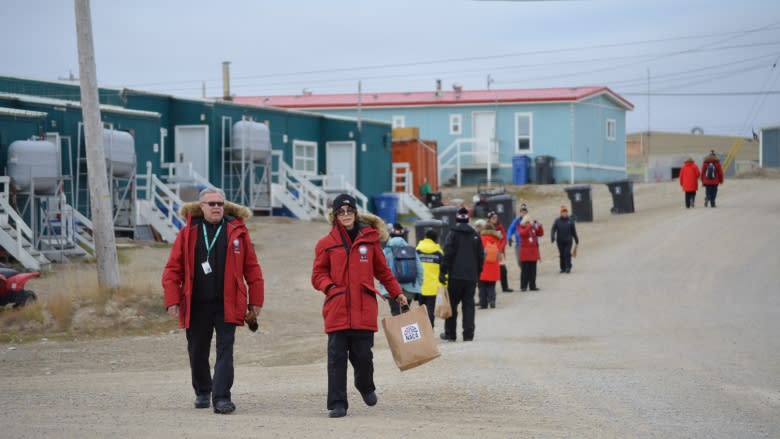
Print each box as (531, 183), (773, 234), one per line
(1, 180), (778, 438)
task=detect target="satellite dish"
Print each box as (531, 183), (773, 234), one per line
(691, 126), (704, 135)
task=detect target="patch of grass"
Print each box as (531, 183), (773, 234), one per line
(46, 294), (74, 330)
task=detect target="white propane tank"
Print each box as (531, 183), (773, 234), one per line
(231, 120), (271, 162)
(103, 128), (136, 178)
(7, 140), (61, 194)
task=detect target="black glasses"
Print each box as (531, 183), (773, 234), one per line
(336, 207), (356, 216)
(201, 201), (225, 207)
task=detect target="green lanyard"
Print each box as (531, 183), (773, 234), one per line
(202, 220), (223, 261)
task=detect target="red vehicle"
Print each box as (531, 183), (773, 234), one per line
(0, 265), (39, 308)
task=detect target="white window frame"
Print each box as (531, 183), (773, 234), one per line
(392, 115), (405, 128)
(292, 139), (317, 176)
(449, 114), (462, 135)
(606, 118), (616, 141)
(514, 112), (533, 153)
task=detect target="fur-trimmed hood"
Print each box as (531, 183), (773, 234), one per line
(327, 211), (389, 242)
(179, 201), (252, 220)
(480, 228), (502, 240)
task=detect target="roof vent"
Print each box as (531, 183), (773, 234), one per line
(452, 83), (463, 98)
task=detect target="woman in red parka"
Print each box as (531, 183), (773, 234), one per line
(478, 222), (502, 309)
(679, 156), (700, 208)
(518, 215), (544, 292)
(311, 193), (407, 419)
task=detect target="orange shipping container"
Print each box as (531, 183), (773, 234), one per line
(392, 139), (438, 199)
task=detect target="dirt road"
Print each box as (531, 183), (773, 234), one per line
(1, 180), (778, 438)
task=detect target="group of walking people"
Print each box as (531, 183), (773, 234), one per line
(679, 150), (725, 208)
(159, 188), (581, 420)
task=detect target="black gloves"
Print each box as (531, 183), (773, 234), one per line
(439, 273), (447, 285)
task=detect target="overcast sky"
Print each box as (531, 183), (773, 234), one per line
(1, 0), (779, 136)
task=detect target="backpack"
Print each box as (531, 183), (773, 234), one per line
(705, 162), (716, 180)
(484, 241), (499, 264)
(391, 245), (418, 283)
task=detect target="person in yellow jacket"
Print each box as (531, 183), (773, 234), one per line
(415, 229), (444, 328)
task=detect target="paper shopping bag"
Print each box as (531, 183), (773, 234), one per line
(434, 285), (452, 320)
(572, 243), (578, 258)
(381, 305), (441, 371)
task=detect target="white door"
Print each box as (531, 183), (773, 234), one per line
(326, 141), (356, 189)
(473, 111), (496, 164)
(174, 125), (209, 179)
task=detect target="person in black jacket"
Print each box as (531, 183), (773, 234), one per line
(550, 205), (579, 274)
(439, 207), (484, 342)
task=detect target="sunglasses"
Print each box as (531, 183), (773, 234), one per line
(336, 207), (356, 217)
(201, 201), (225, 207)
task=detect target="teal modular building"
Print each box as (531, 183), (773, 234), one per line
(0, 76), (393, 217)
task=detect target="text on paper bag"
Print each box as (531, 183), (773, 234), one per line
(401, 323), (422, 343)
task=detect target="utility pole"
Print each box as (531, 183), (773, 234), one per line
(74, 0), (121, 290)
(645, 67), (651, 183)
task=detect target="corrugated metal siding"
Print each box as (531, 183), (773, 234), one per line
(763, 128), (780, 167)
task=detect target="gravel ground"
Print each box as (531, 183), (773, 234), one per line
(1, 179), (778, 438)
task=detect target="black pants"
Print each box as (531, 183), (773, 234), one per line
(685, 191), (697, 208)
(444, 279), (476, 340)
(520, 261), (538, 290)
(419, 295), (436, 328)
(499, 264), (511, 291)
(327, 330), (375, 410)
(478, 281), (496, 307)
(705, 185), (718, 206)
(557, 240), (573, 272)
(186, 302), (236, 403)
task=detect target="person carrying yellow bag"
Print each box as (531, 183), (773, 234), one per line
(415, 229), (444, 328)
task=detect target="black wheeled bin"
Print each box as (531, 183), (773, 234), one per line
(414, 219), (444, 245)
(486, 194), (516, 229)
(430, 205), (459, 245)
(425, 191), (443, 208)
(564, 185), (593, 222)
(606, 179), (635, 214)
(534, 155), (555, 184)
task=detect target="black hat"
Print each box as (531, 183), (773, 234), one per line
(456, 207), (470, 223)
(390, 223), (406, 237)
(332, 193), (357, 212)
(424, 229), (438, 242)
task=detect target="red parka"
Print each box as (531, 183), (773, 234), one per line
(518, 220), (544, 262)
(311, 213), (402, 334)
(494, 221), (508, 253)
(479, 228), (502, 282)
(162, 201), (264, 329)
(679, 160), (700, 192)
(701, 156), (724, 186)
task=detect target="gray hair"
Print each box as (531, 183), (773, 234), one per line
(199, 187), (226, 201)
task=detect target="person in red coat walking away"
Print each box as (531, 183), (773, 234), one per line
(679, 156), (701, 208)
(518, 215), (544, 291)
(162, 187), (264, 415)
(487, 210), (513, 292)
(478, 222), (502, 309)
(701, 150), (725, 207)
(311, 193), (407, 419)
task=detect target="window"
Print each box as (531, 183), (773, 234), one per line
(392, 115), (405, 128)
(514, 113), (533, 153)
(606, 118), (616, 141)
(292, 140), (317, 175)
(449, 114), (462, 135)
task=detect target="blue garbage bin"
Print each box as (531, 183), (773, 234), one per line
(512, 155), (530, 185)
(373, 193), (399, 225)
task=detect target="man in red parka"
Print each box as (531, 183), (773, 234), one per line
(311, 193), (407, 418)
(679, 156), (701, 208)
(701, 150), (725, 207)
(162, 188), (264, 414)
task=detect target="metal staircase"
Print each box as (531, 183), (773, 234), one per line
(438, 137), (499, 187)
(392, 163), (432, 220)
(136, 163), (185, 243)
(0, 177), (51, 271)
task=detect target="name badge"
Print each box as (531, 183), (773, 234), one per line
(201, 261), (212, 275)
